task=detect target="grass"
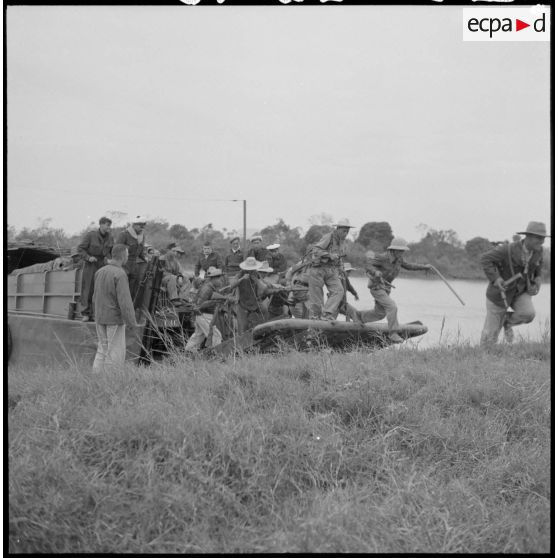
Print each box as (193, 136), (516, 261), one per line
(8, 340), (551, 553)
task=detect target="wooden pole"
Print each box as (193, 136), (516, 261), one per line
(431, 266), (466, 306)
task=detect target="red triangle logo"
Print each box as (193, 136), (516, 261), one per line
(516, 19), (530, 31)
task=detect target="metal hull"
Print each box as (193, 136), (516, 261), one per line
(7, 313), (144, 368)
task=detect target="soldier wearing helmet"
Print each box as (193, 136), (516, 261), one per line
(359, 236), (433, 343)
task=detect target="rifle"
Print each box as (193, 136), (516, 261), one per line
(364, 269), (395, 290)
(133, 255), (160, 315)
(497, 272), (524, 311)
(503, 272), (523, 288)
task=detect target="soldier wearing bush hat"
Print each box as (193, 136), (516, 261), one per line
(229, 257), (271, 333)
(185, 266), (227, 352)
(480, 222), (548, 347)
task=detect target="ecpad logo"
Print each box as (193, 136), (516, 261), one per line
(463, 7), (550, 42)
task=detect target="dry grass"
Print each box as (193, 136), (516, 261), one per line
(8, 340), (550, 553)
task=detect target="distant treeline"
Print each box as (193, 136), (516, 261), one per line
(7, 217), (550, 281)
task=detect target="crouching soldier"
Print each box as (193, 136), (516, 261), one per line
(185, 267), (228, 352)
(480, 222), (548, 347)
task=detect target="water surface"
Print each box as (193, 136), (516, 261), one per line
(347, 276), (551, 348)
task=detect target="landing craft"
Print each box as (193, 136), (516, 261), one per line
(7, 242), (428, 366)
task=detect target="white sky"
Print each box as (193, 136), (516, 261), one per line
(6, 5), (551, 243)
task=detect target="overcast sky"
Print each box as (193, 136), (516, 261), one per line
(6, 5), (551, 243)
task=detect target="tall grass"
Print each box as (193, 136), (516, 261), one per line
(8, 340), (550, 553)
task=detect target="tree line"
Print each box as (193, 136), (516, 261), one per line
(7, 216), (550, 281)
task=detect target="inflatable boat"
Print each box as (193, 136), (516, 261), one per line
(207, 318), (428, 357)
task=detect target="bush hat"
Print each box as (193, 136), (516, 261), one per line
(343, 262), (356, 272)
(132, 215), (147, 224)
(335, 218), (355, 228)
(516, 221), (549, 237)
(258, 261), (274, 273)
(250, 235), (263, 242)
(167, 242), (185, 253)
(387, 237), (409, 251)
(266, 243), (280, 250)
(206, 266), (223, 277)
(239, 257), (263, 270)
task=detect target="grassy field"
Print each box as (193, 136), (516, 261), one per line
(8, 340), (551, 553)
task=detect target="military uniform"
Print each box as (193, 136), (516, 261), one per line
(116, 227), (147, 304)
(307, 231), (346, 320)
(480, 239), (543, 346)
(360, 251), (429, 333)
(77, 228), (114, 319)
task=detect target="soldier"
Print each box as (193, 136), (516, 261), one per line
(358, 237), (433, 343)
(77, 216), (114, 322)
(194, 242), (223, 278)
(285, 259), (311, 319)
(224, 236), (245, 277)
(332, 262), (362, 322)
(307, 218), (354, 321)
(92, 244), (141, 371)
(185, 267), (228, 352)
(161, 249), (191, 305)
(480, 221), (548, 346)
(259, 261), (288, 319)
(166, 241), (185, 257)
(247, 235), (271, 264)
(266, 243), (288, 280)
(229, 257), (271, 333)
(116, 215), (148, 304)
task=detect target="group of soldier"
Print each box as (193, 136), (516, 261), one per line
(68, 214), (549, 366)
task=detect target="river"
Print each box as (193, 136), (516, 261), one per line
(345, 276), (551, 348)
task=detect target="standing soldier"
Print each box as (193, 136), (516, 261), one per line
(332, 262), (362, 322)
(194, 242), (223, 278)
(247, 235), (271, 264)
(92, 244), (142, 371)
(77, 216), (114, 322)
(116, 215), (148, 304)
(480, 221), (548, 347)
(359, 237), (432, 343)
(229, 257), (271, 333)
(307, 218), (354, 321)
(285, 259), (311, 319)
(224, 236), (245, 278)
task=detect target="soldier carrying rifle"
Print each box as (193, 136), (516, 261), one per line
(356, 239), (433, 343)
(479, 221), (548, 347)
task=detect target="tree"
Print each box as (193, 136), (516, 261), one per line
(465, 236), (493, 261)
(169, 224), (193, 241)
(356, 221), (393, 251)
(7, 225), (17, 242)
(14, 218), (70, 248)
(416, 224), (462, 248)
(303, 224), (331, 246)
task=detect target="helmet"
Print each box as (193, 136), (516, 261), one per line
(387, 237), (409, 251)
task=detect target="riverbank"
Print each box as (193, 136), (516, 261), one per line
(8, 341), (550, 553)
